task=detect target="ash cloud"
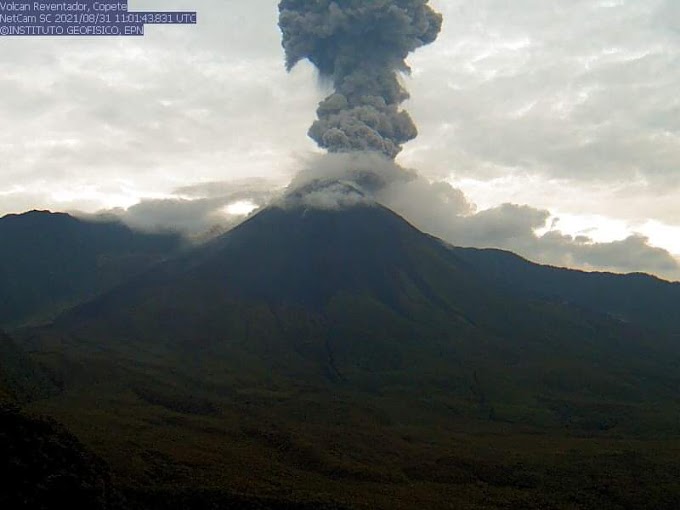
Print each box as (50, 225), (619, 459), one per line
(275, 1), (679, 282)
(279, 0), (442, 158)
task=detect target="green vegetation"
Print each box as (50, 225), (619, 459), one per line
(4, 204), (680, 508)
(0, 405), (120, 509)
(451, 246), (680, 335)
(0, 329), (56, 403)
(0, 210), (182, 328)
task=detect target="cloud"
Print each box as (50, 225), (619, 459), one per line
(97, 178), (279, 234)
(58, 150), (675, 282)
(3, 1), (678, 203)
(453, 206), (680, 279)
(379, 189), (680, 281)
(174, 178), (277, 200)
(405, 1), (680, 186)
(564, 234), (680, 274)
(0, 0), (319, 216)
(107, 198), (237, 234)
(279, 0), (442, 158)
(1, 0), (678, 280)
(284, 152), (680, 281)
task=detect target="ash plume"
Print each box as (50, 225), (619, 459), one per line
(278, 0), (442, 159)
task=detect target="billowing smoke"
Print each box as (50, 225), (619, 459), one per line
(278, 0), (442, 159)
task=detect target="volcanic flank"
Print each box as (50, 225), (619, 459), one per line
(279, 0), (442, 159)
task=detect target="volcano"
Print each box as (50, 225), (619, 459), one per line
(9, 198), (680, 508)
(30, 199), (680, 414)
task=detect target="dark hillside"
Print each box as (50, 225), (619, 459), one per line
(0, 210), (182, 328)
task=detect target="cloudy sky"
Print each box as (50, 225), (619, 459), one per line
(1, 0), (679, 280)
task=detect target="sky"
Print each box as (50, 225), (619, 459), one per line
(1, 0), (679, 280)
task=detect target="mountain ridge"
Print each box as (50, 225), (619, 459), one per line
(28, 203), (680, 415)
(7, 201), (680, 509)
(0, 209), (183, 328)
(450, 245), (680, 334)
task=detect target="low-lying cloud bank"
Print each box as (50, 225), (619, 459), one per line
(291, 154), (680, 281)
(96, 178), (277, 237)
(98, 154), (680, 282)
